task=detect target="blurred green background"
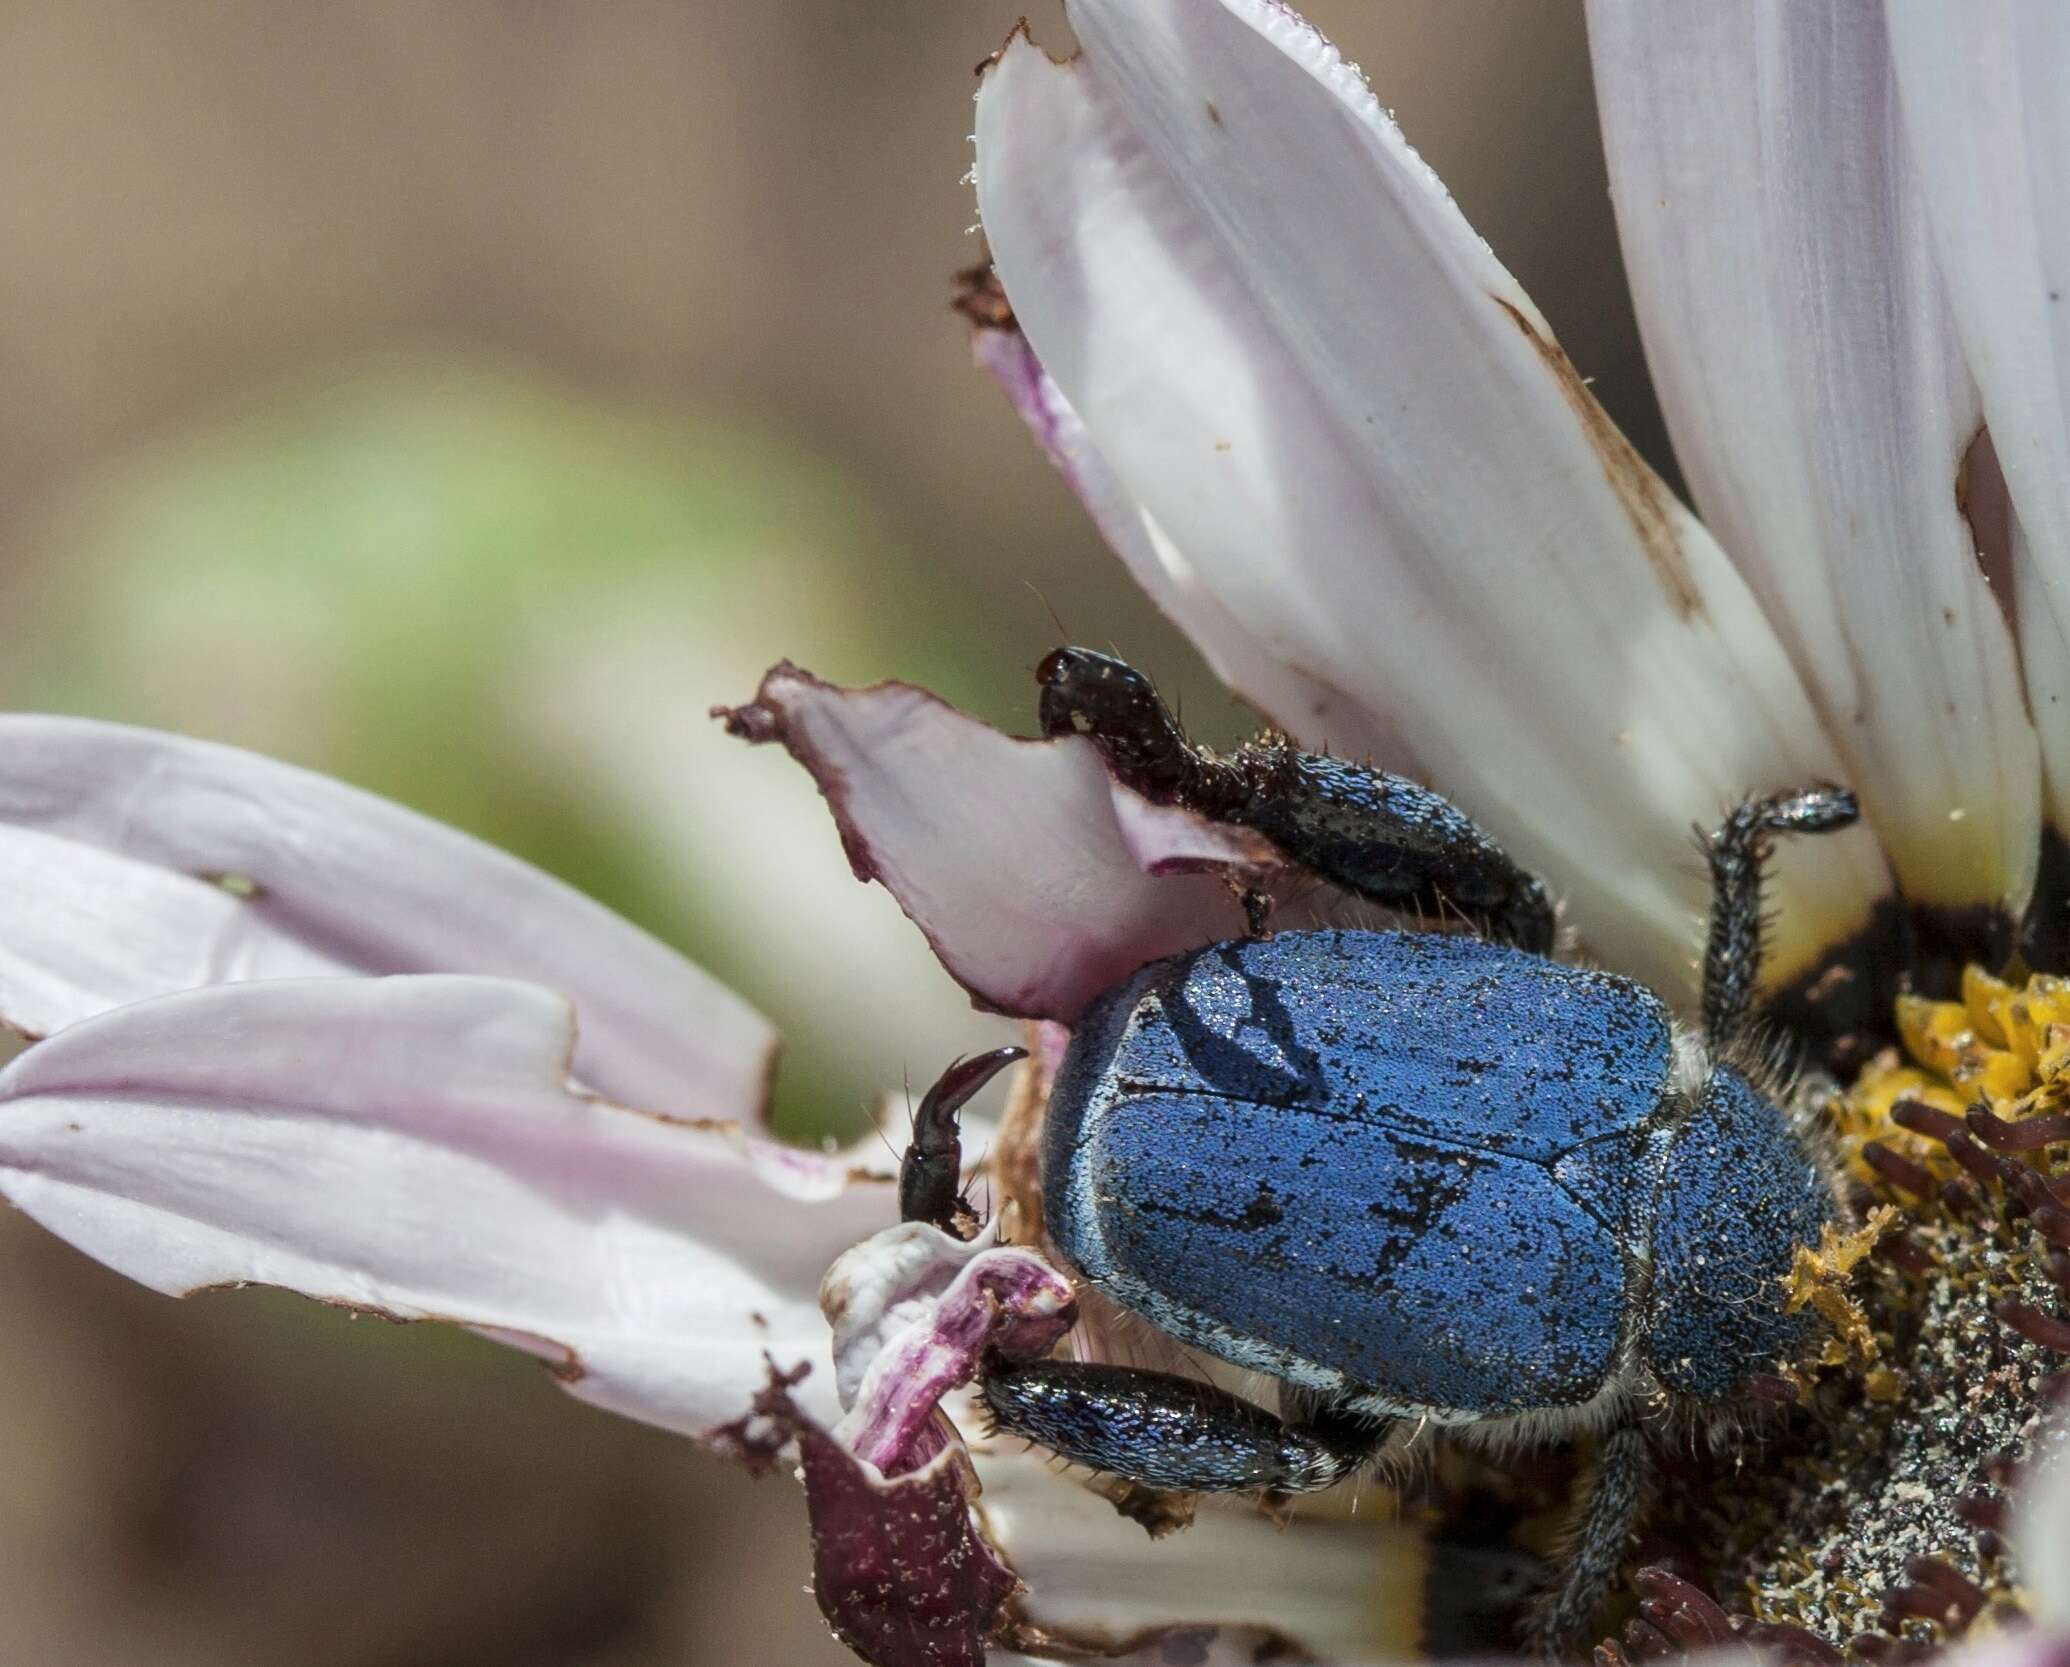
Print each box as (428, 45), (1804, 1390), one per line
(0, 4), (1673, 1663)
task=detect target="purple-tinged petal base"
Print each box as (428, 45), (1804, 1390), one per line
(823, 1224), (1075, 1473)
(746, 1223), (1075, 1667)
(753, 1367), (1018, 1667)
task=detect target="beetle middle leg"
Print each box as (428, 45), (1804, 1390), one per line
(980, 1356), (1388, 1495)
(1037, 647), (1555, 951)
(1698, 784), (1860, 1051)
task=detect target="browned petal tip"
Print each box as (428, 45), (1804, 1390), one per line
(712, 662), (814, 744)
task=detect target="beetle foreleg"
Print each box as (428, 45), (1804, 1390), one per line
(1699, 785), (1859, 1050)
(1524, 1422), (1650, 1657)
(897, 1047), (1027, 1238)
(979, 1356), (1382, 1495)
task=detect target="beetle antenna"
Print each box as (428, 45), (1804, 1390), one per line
(1023, 579), (1073, 646)
(874, 1066), (916, 1164)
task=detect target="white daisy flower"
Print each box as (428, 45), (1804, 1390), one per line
(3, 3), (2070, 1664)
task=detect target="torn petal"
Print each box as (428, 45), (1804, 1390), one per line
(822, 1220), (1009, 1408)
(0, 716), (773, 1114)
(0, 976), (890, 1438)
(974, 0), (1888, 1002)
(1588, 0), (2039, 922)
(717, 665), (1277, 1022)
(810, 1217), (1427, 1665)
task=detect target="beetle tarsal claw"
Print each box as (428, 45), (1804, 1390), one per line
(1783, 1206), (1898, 1363)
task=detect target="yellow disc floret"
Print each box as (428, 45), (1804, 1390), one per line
(1832, 966), (2070, 1182)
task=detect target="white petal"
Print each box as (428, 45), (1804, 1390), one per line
(0, 716), (773, 1114)
(970, 1445), (1423, 1664)
(1888, 4), (2070, 840)
(719, 665), (1281, 1022)
(1587, 0), (2038, 916)
(971, 322), (1410, 767)
(0, 976), (890, 1437)
(975, 1), (1888, 1001)
(1927, 1635), (2070, 1667)
(2018, 1411), (2070, 1624)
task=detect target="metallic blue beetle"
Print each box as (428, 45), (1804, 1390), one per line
(900, 649), (1860, 1652)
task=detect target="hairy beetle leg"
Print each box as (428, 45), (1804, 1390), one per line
(1699, 784), (1860, 1051)
(898, 1046), (1027, 1238)
(1524, 1422), (1651, 1657)
(979, 1356), (1385, 1495)
(1037, 646), (1555, 952)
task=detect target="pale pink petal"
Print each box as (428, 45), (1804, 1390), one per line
(0, 715), (773, 1114)
(1929, 1636), (2070, 1667)
(1888, 6), (2070, 840)
(1586, 0), (2039, 921)
(717, 665), (1281, 1022)
(973, 0), (1889, 1003)
(0, 824), (352, 1041)
(0, 976), (891, 1438)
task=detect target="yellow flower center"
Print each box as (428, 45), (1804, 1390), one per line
(1684, 967), (2068, 1653)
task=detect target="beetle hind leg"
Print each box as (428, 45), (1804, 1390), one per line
(979, 1356), (1385, 1495)
(1523, 1422), (1651, 1657)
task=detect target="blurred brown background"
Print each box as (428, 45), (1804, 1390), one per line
(0, 4), (1669, 1663)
